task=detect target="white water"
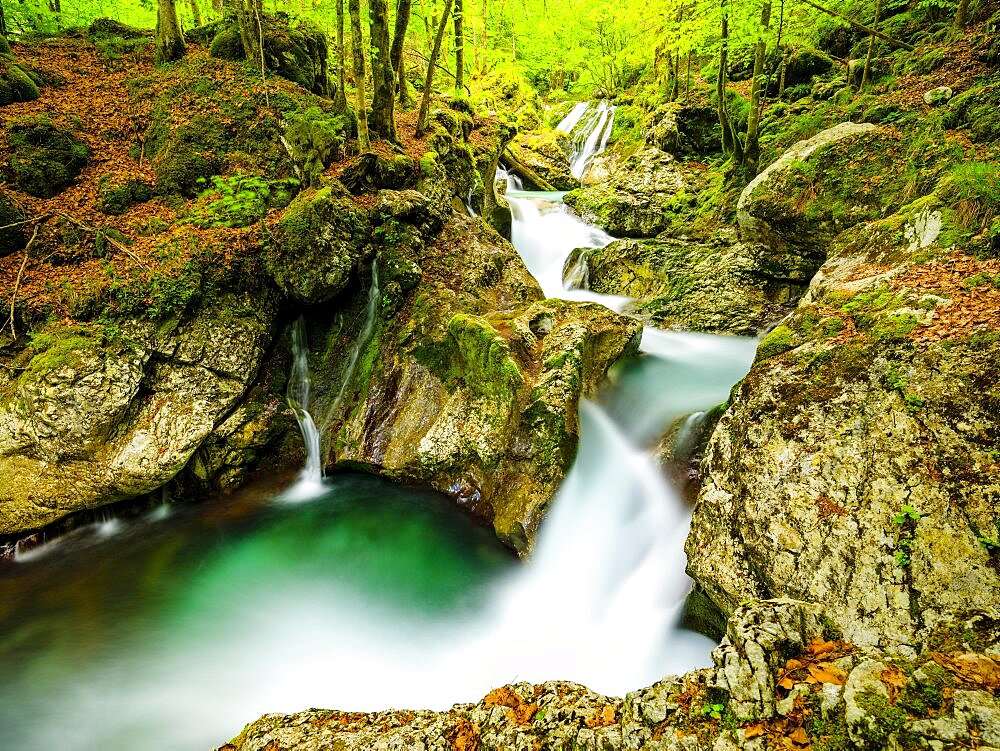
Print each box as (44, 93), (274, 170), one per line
(558, 100), (616, 179)
(284, 317), (325, 501)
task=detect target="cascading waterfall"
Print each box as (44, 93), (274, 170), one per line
(558, 100), (616, 179)
(284, 317), (325, 501)
(0, 100), (758, 751)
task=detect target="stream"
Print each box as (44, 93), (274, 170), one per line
(0, 102), (757, 750)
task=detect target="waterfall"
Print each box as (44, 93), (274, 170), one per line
(319, 259), (381, 435)
(560, 100), (616, 180)
(284, 317), (325, 501)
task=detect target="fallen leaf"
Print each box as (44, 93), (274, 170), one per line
(807, 663), (847, 686)
(931, 652), (1000, 690)
(880, 666), (907, 702)
(743, 723), (766, 739)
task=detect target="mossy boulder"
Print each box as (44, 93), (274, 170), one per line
(505, 130), (578, 191)
(88, 18), (151, 39)
(267, 182), (372, 304)
(782, 47), (835, 87)
(4, 118), (90, 197)
(96, 176), (154, 215)
(0, 57), (40, 106)
(208, 13), (330, 97)
(564, 147), (688, 237)
(0, 190), (26, 255)
(282, 107), (349, 187)
(942, 80), (1000, 144)
(340, 153), (416, 194)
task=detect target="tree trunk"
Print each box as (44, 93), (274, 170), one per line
(861, 0), (881, 89)
(334, 0), (348, 110)
(480, 0), (488, 73)
(415, 0), (454, 136)
(190, 0), (203, 26)
(744, 0), (772, 173)
(155, 0), (187, 63)
(453, 0), (464, 94)
(0, 0), (7, 39)
(798, 0), (914, 51)
(717, 2), (735, 155)
(951, 0), (969, 38)
(349, 0), (371, 150)
(390, 0), (413, 107)
(369, 0), (397, 141)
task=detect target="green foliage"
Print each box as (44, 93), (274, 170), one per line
(189, 174), (298, 229)
(757, 325), (796, 360)
(892, 504), (921, 568)
(283, 107), (348, 187)
(701, 703), (725, 721)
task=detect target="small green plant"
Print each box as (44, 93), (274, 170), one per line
(702, 702), (725, 721)
(979, 537), (999, 553)
(892, 504), (921, 567)
(190, 174), (298, 228)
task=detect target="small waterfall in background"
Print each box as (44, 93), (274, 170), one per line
(557, 100), (616, 179)
(320, 259), (381, 436)
(284, 317), (325, 501)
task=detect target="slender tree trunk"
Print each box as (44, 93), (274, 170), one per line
(415, 0), (454, 136)
(390, 0), (413, 107)
(155, 0), (187, 63)
(744, 0), (772, 172)
(0, 0), (7, 39)
(717, 2), (735, 155)
(349, 0), (371, 150)
(369, 0), (397, 140)
(480, 0), (488, 73)
(453, 0), (464, 94)
(334, 0), (348, 110)
(951, 0), (969, 37)
(862, 0), (881, 89)
(190, 0), (203, 26)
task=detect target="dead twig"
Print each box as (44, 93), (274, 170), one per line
(0, 213), (53, 232)
(57, 213), (150, 270)
(6, 226), (38, 341)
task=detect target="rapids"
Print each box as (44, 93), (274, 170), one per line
(0, 103), (756, 750)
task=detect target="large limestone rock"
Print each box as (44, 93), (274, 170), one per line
(310, 193), (641, 552)
(687, 195), (1000, 648)
(223, 599), (1000, 751)
(0, 294), (279, 534)
(565, 231), (808, 335)
(564, 147), (688, 237)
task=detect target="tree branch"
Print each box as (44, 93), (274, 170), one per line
(6, 226), (37, 341)
(797, 0), (914, 51)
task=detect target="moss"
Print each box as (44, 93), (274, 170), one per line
(25, 324), (113, 376)
(757, 325), (796, 360)
(97, 177), (154, 215)
(419, 152), (440, 178)
(0, 62), (40, 105)
(6, 117), (89, 197)
(855, 691), (910, 748)
(0, 191), (26, 253)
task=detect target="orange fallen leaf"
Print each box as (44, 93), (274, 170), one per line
(807, 663), (847, 686)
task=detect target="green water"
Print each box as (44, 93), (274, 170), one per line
(0, 473), (515, 750)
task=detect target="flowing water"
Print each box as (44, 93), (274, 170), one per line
(284, 317), (324, 500)
(0, 105), (757, 750)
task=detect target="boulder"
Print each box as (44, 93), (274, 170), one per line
(0, 57), (40, 106)
(4, 118), (89, 198)
(311, 209), (642, 552)
(566, 232), (807, 335)
(267, 182), (372, 304)
(564, 147), (688, 237)
(687, 196), (1000, 649)
(923, 85), (953, 106)
(0, 295), (279, 535)
(222, 600), (1000, 751)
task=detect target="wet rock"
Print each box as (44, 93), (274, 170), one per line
(315, 212), (641, 552)
(564, 147), (688, 237)
(567, 233), (807, 335)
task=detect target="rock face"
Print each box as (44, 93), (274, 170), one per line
(223, 599), (1000, 751)
(688, 126), (1000, 649)
(0, 295), (281, 533)
(566, 231), (807, 335)
(308, 193), (641, 552)
(564, 147), (688, 237)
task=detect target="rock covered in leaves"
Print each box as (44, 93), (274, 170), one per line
(221, 599), (1000, 751)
